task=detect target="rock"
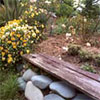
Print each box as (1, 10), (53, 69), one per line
(31, 75), (52, 89)
(25, 81), (44, 100)
(22, 69), (37, 81)
(49, 81), (76, 99)
(16, 64), (24, 72)
(17, 77), (26, 90)
(72, 94), (94, 100)
(44, 94), (65, 100)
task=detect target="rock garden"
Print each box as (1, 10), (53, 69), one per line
(0, 0), (100, 100)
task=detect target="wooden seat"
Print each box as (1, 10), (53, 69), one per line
(22, 53), (100, 100)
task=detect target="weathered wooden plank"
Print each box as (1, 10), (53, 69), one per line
(22, 54), (100, 100)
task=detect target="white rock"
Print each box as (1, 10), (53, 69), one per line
(25, 81), (44, 100)
(22, 69), (37, 81)
(86, 42), (91, 47)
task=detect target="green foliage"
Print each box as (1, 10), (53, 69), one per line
(81, 0), (100, 18)
(56, 0), (74, 17)
(0, 0), (28, 26)
(79, 50), (93, 61)
(81, 63), (96, 73)
(0, 72), (19, 100)
(52, 24), (65, 35)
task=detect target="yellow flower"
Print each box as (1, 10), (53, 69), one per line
(11, 37), (15, 41)
(20, 37), (23, 40)
(23, 43), (27, 46)
(7, 57), (13, 63)
(16, 34), (21, 38)
(32, 33), (36, 38)
(13, 45), (17, 49)
(7, 41), (11, 44)
(26, 50), (30, 54)
(0, 46), (3, 50)
(31, 13), (34, 17)
(8, 54), (12, 57)
(25, 11), (28, 14)
(36, 29), (39, 34)
(12, 42), (17, 49)
(2, 52), (5, 56)
(41, 24), (44, 28)
(20, 51), (23, 55)
(23, 40), (27, 42)
(2, 57), (5, 61)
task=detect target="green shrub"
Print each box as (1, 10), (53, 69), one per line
(68, 44), (81, 56)
(78, 50), (93, 61)
(0, 19), (43, 69)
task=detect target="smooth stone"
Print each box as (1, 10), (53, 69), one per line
(22, 69), (37, 81)
(31, 75), (52, 89)
(17, 77), (26, 90)
(25, 81), (44, 100)
(49, 81), (76, 99)
(72, 94), (94, 100)
(44, 94), (65, 100)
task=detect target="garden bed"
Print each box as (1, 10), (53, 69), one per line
(35, 34), (100, 74)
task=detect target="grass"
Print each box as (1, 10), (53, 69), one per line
(0, 70), (25, 100)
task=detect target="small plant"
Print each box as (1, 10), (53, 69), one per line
(81, 63), (96, 73)
(79, 50), (93, 62)
(68, 44), (81, 56)
(0, 72), (19, 100)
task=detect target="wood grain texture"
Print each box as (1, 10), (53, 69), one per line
(22, 54), (100, 100)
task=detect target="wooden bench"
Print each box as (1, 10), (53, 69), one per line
(22, 53), (100, 100)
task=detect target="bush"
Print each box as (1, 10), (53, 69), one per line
(0, 19), (43, 69)
(21, 4), (48, 27)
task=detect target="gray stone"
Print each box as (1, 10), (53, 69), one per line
(22, 69), (37, 81)
(17, 77), (26, 90)
(16, 64), (24, 72)
(25, 81), (44, 100)
(49, 81), (76, 99)
(44, 94), (65, 100)
(72, 94), (94, 100)
(31, 75), (52, 89)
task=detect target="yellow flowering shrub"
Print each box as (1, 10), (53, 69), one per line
(21, 4), (48, 29)
(0, 19), (42, 69)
